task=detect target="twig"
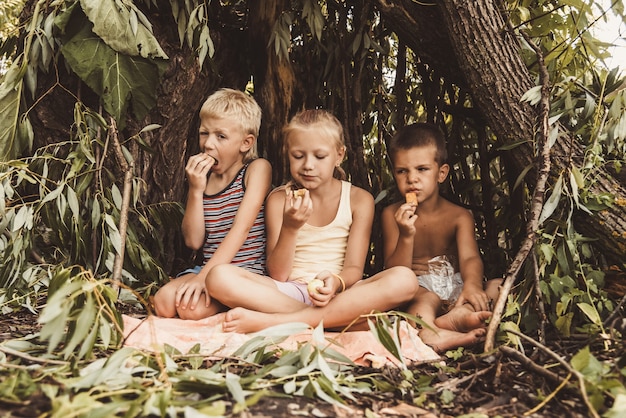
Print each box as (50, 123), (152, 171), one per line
(499, 345), (562, 384)
(108, 117), (135, 289)
(433, 365), (493, 392)
(524, 372), (572, 416)
(507, 330), (600, 418)
(484, 30), (552, 352)
(603, 291), (626, 327)
(531, 252), (547, 344)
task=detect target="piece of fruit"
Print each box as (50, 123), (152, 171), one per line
(307, 279), (324, 295)
(285, 182), (307, 198)
(405, 192), (418, 205)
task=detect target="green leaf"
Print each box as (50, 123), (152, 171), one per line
(512, 163), (533, 191)
(63, 294), (96, 358)
(60, 21), (165, 126)
(11, 205), (32, 232)
(570, 346), (603, 379)
(501, 321), (523, 349)
(252, 322), (310, 338)
(577, 302), (601, 325)
(605, 393), (626, 418)
(139, 123), (162, 133)
(104, 214), (122, 254)
(367, 316), (405, 368)
(539, 174), (563, 225)
(78, 319), (100, 359)
(521, 85), (542, 105)
(187, 343), (203, 369)
(225, 371), (246, 407)
(80, 0), (168, 59)
(0, 61), (27, 160)
(66, 186), (80, 221)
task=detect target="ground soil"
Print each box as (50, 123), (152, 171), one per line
(1, 305), (624, 417)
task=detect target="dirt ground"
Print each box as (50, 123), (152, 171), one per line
(1, 306), (622, 417)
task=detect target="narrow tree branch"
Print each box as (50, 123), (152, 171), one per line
(108, 117), (134, 288)
(499, 345), (562, 384)
(531, 252), (547, 344)
(0, 345), (68, 366)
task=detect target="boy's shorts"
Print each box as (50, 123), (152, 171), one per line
(177, 265), (203, 277)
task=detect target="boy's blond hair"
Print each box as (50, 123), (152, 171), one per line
(200, 88), (262, 163)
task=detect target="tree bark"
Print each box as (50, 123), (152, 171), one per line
(249, 1), (296, 185)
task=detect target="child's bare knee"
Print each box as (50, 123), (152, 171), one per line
(387, 266), (420, 298)
(153, 290), (176, 318)
(205, 264), (232, 288)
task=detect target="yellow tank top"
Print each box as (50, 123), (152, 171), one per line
(289, 181), (352, 283)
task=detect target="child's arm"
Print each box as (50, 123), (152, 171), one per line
(175, 158), (272, 310)
(454, 209), (490, 311)
(338, 186), (374, 287)
(265, 187), (312, 281)
(181, 153), (215, 249)
(381, 202), (417, 269)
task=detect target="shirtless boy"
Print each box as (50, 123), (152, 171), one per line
(382, 123), (501, 352)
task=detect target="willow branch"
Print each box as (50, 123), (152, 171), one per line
(108, 117), (134, 288)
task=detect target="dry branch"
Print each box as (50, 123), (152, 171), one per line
(109, 117), (135, 288)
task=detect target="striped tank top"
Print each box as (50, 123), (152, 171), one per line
(202, 163), (266, 273)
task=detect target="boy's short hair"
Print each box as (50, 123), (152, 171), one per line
(388, 123), (448, 166)
(200, 88), (262, 162)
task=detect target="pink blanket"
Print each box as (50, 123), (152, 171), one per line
(122, 313), (440, 367)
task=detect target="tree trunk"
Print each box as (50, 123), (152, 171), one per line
(249, 1), (296, 186)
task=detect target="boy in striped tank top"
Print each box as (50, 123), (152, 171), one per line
(153, 88), (272, 320)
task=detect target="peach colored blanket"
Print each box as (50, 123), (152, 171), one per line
(122, 313), (440, 367)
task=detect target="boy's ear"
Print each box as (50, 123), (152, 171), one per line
(438, 163), (450, 183)
(240, 134), (255, 152)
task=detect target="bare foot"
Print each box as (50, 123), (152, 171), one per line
(419, 326), (486, 353)
(434, 305), (491, 332)
(223, 307), (277, 333)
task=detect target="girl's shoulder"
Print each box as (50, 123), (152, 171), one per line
(266, 184), (289, 202)
(347, 182), (374, 207)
